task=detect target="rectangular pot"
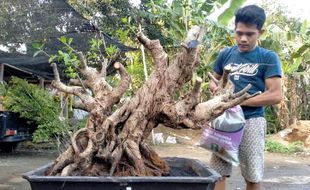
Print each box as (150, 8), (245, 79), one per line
(23, 157), (220, 190)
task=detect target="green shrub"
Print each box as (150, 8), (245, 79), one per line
(265, 106), (281, 134)
(3, 77), (70, 142)
(265, 139), (304, 154)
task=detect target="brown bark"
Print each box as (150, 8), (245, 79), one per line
(46, 26), (252, 177)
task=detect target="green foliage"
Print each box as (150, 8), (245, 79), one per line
(264, 106), (280, 134)
(105, 45), (118, 58)
(138, 1), (240, 99)
(217, 0), (246, 26)
(2, 77), (69, 142)
(43, 36), (118, 80)
(32, 36), (82, 79)
(126, 51), (153, 92)
(54, 37), (80, 79)
(265, 139), (304, 154)
(140, 0), (231, 46)
(198, 21), (235, 80)
(260, 4), (310, 75)
(0, 83), (6, 96)
(32, 42), (46, 57)
(68, 0), (136, 38)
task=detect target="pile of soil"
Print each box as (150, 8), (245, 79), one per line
(272, 120), (310, 148)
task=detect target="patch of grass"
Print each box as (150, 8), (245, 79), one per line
(265, 140), (304, 154)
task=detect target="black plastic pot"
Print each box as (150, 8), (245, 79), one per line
(23, 157), (220, 190)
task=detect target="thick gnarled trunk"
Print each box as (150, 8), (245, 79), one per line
(46, 26), (252, 177)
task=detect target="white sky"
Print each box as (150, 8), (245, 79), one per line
(129, 0), (310, 21)
(245, 0), (310, 20)
(209, 0), (310, 22)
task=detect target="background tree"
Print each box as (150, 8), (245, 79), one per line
(258, 1), (310, 132)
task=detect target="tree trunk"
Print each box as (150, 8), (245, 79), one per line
(46, 26), (252, 177)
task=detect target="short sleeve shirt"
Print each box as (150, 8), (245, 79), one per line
(213, 46), (282, 119)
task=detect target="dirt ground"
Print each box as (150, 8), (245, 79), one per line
(0, 127), (310, 190)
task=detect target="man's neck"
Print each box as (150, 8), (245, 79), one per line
(238, 45), (257, 53)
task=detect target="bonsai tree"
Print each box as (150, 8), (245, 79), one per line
(46, 26), (252, 176)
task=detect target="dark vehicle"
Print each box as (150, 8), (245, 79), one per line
(0, 111), (36, 152)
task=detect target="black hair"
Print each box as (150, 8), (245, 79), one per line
(235, 5), (266, 30)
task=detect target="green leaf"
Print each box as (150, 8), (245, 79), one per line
(67, 38), (73, 45)
(58, 50), (64, 56)
(59, 36), (67, 44)
(48, 55), (57, 63)
(33, 50), (43, 57)
(105, 45), (117, 57)
(300, 20), (310, 35)
(291, 43), (310, 58)
(63, 53), (71, 64)
(32, 42), (42, 50)
(217, 0), (246, 26)
(286, 57), (302, 74)
(121, 17), (128, 23)
(67, 72), (77, 79)
(67, 66), (74, 73)
(218, 0), (229, 5)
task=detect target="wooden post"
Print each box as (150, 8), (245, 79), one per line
(0, 63), (4, 84)
(39, 77), (45, 88)
(0, 64), (3, 111)
(64, 96), (69, 120)
(139, 25), (148, 80)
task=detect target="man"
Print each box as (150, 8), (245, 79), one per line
(208, 5), (283, 190)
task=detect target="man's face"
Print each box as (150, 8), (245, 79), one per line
(235, 22), (262, 52)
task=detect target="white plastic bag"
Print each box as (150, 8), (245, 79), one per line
(199, 105), (245, 165)
(154, 133), (164, 144)
(165, 136), (177, 144)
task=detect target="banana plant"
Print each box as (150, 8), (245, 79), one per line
(217, 0), (247, 26)
(260, 20), (310, 74)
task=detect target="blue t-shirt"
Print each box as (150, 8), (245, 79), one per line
(213, 46), (282, 119)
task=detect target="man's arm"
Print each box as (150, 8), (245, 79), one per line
(240, 77), (283, 107)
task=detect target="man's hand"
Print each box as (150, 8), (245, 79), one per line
(209, 80), (218, 94)
(208, 72), (222, 94)
(194, 70), (252, 123)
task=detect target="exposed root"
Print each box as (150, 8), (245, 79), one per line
(61, 163), (78, 176)
(109, 145), (124, 176)
(45, 147), (74, 176)
(123, 140), (146, 176)
(140, 142), (170, 175)
(71, 128), (89, 155)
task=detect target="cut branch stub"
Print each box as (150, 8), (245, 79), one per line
(175, 77), (202, 117)
(77, 51), (87, 69)
(221, 66), (231, 89)
(137, 32), (168, 70)
(100, 58), (108, 78)
(51, 63), (61, 82)
(111, 62), (131, 103)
